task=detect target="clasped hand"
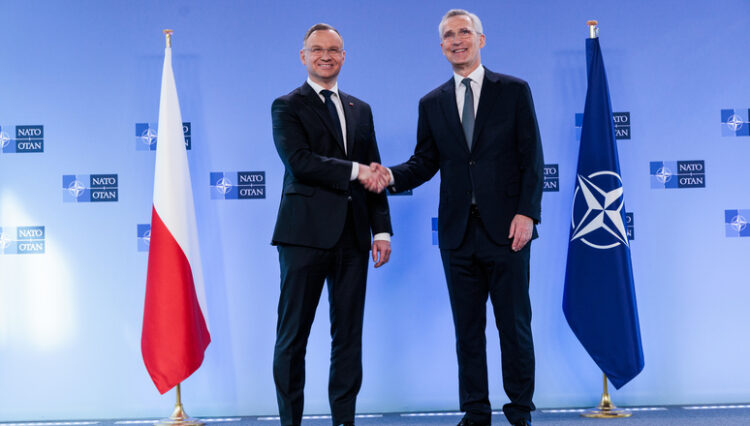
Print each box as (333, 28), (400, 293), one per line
(357, 162), (390, 193)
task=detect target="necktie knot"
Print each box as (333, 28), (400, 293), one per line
(462, 78), (472, 89)
(321, 89), (334, 100)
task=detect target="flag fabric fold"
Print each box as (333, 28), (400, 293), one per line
(563, 37), (644, 389)
(141, 45), (210, 394)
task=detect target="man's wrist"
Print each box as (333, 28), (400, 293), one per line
(350, 162), (360, 181)
(386, 167), (395, 186)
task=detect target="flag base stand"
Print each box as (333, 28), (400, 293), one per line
(155, 384), (204, 426)
(581, 374), (632, 418)
(155, 406), (204, 426)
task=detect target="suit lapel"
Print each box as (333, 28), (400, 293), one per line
(339, 91), (356, 159)
(471, 70), (502, 150)
(300, 82), (347, 155)
(438, 78), (470, 154)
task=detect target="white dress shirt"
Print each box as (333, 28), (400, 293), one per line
(307, 78), (348, 151)
(454, 64), (484, 123)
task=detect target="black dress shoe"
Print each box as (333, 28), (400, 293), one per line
(338, 422), (354, 426)
(512, 420), (531, 426)
(457, 418), (489, 426)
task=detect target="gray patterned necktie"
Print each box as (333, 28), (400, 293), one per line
(461, 78), (475, 150)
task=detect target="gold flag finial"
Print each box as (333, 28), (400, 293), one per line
(586, 20), (599, 39)
(163, 29), (174, 48)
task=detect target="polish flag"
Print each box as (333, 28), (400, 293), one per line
(141, 43), (210, 394)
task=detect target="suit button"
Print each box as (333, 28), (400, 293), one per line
(469, 160), (476, 166)
(466, 191), (472, 195)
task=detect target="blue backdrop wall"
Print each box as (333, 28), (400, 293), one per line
(1, 0), (749, 421)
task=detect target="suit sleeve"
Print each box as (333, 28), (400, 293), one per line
(388, 99), (441, 192)
(272, 97), (353, 191)
(364, 108), (393, 236)
(515, 82), (544, 223)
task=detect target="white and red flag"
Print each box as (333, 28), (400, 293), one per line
(141, 43), (210, 394)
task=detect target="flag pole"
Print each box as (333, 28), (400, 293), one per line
(164, 28), (173, 48)
(151, 30), (204, 426)
(587, 19), (598, 39)
(577, 18), (633, 421)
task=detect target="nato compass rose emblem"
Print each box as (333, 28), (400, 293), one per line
(654, 166), (672, 184)
(570, 171), (629, 249)
(215, 177), (232, 195)
(140, 127), (158, 147)
(730, 214), (748, 233)
(67, 179), (86, 198)
(726, 114), (744, 132)
(0, 130), (11, 149)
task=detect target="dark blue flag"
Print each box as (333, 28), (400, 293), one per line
(563, 37), (644, 389)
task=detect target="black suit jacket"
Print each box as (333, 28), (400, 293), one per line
(390, 68), (543, 249)
(271, 82), (392, 250)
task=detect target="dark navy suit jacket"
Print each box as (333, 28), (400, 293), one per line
(390, 68), (543, 249)
(271, 82), (392, 250)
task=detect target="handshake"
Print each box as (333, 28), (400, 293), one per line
(357, 162), (391, 193)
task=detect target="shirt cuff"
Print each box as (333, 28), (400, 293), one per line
(373, 232), (391, 242)
(350, 162), (359, 181)
(387, 167), (395, 185)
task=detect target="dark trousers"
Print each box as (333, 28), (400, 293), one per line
(440, 211), (535, 425)
(273, 208), (368, 426)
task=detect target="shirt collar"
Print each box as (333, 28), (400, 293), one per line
(307, 77), (339, 97)
(453, 64), (484, 89)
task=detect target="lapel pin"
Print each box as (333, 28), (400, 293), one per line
(349, 102), (354, 106)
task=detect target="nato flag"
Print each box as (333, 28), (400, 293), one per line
(563, 37), (644, 389)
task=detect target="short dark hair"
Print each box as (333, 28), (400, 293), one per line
(303, 23), (343, 46)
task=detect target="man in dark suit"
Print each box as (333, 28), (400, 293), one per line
(271, 23), (393, 426)
(370, 9), (543, 426)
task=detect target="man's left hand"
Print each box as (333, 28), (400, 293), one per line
(508, 214), (533, 252)
(371, 240), (391, 268)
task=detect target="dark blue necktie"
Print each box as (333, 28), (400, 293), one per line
(461, 78), (475, 150)
(320, 89), (345, 151)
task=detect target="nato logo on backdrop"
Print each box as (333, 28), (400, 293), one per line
(576, 112), (630, 140)
(0, 226), (45, 254)
(725, 209), (750, 237)
(210, 171), (266, 199)
(649, 161), (705, 189)
(721, 109), (749, 136)
(62, 174), (119, 202)
(543, 164), (559, 192)
(135, 122), (192, 150)
(137, 224), (151, 251)
(0, 125), (44, 153)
